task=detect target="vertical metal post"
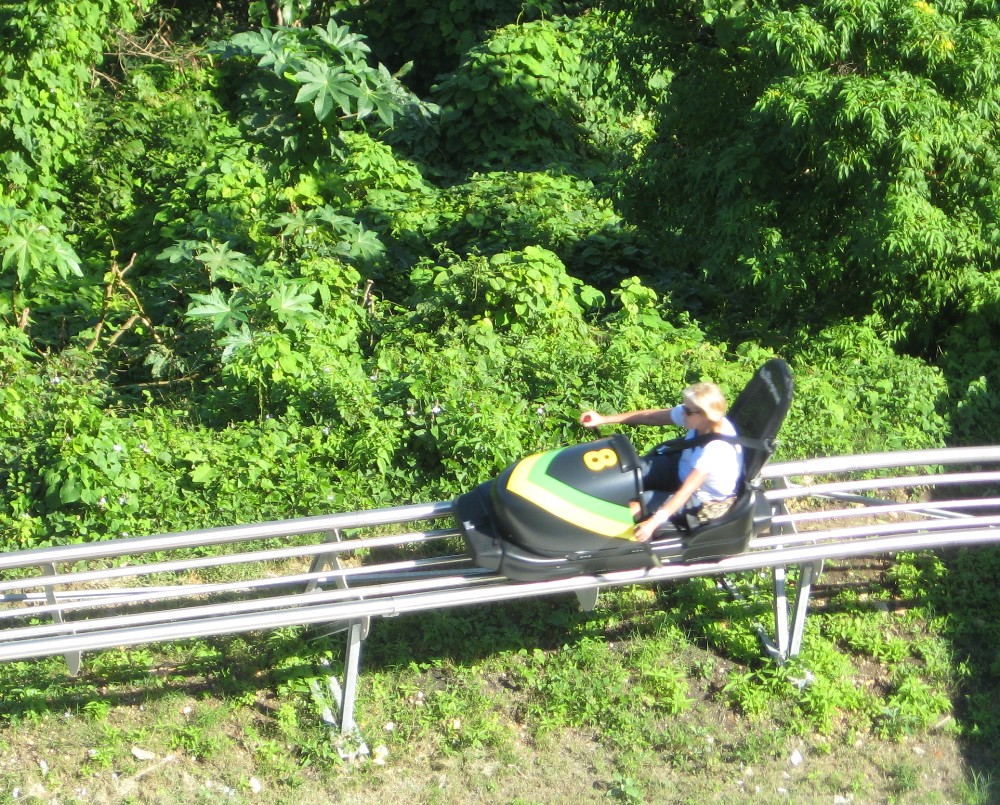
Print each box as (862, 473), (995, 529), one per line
(308, 529), (370, 740)
(787, 560), (823, 659)
(575, 587), (600, 611)
(719, 576), (783, 662)
(41, 563), (81, 675)
(339, 619), (364, 734)
(771, 564), (789, 659)
(766, 478), (823, 662)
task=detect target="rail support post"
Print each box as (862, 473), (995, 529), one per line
(41, 563), (81, 676)
(308, 529), (371, 756)
(767, 479), (822, 662)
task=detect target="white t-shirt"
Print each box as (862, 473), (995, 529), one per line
(669, 406), (743, 500)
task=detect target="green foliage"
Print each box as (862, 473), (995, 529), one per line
(784, 321), (948, 458)
(0, 0), (144, 198)
(876, 667), (953, 739)
(210, 19), (434, 170)
(512, 636), (680, 741)
(0, 0), (145, 336)
(0, 206), (83, 325)
(339, 0), (562, 91)
(620, 0), (1000, 358)
(432, 13), (643, 168)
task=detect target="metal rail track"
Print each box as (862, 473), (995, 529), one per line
(2, 445), (1000, 733)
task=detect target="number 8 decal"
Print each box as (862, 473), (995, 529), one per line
(583, 448), (618, 471)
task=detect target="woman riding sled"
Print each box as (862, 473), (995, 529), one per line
(580, 382), (743, 543)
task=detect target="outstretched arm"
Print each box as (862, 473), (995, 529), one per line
(580, 408), (675, 429)
(633, 467), (708, 543)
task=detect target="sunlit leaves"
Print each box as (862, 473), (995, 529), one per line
(213, 18), (422, 136)
(313, 20), (370, 59)
(0, 208), (82, 287)
(293, 59), (358, 121)
(337, 226), (385, 261)
(266, 282), (321, 326)
(629, 0), (1000, 352)
(219, 324), (254, 364)
(228, 28), (293, 73)
(186, 288), (252, 331)
(195, 241), (254, 284)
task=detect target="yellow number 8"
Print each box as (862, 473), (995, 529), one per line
(583, 448), (618, 471)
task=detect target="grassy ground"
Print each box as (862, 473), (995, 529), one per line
(2, 552), (1000, 805)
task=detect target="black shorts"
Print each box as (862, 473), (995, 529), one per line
(638, 452), (682, 520)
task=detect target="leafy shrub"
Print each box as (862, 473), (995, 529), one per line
(432, 13), (641, 168)
(337, 0), (588, 93)
(784, 322), (949, 459)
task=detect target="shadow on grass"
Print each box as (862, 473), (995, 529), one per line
(928, 544), (1000, 794)
(0, 575), (764, 724)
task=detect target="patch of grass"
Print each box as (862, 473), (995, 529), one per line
(959, 769), (994, 805)
(1, 557), (999, 804)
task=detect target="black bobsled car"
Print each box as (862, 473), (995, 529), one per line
(454, 359), (794, 581)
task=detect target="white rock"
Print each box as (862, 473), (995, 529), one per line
(131, 747), (156, 761)
(249, 777), (262, 793)
(372, 745), (389, 766)
(790, 749), (803, 767)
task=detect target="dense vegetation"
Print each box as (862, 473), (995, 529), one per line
(6, 0), (994, 549)
(1, 0), (1000, 799)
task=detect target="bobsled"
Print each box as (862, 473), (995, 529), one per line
(454, 359), (794, 581)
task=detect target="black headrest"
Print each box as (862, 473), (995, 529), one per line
(728, 358), (794, 480)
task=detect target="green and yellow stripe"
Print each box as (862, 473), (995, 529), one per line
(505, 450), (636, 539)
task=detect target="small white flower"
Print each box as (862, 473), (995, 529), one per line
(113, 444), (123, 452)
(118, 496), (127, 505)
(430, 404), (443, 415)
(536, 406), (546, 416)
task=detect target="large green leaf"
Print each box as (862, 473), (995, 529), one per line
(186, 289), (252, 331)
(293, 59), (358, 122)
(266, 283), (320, 326)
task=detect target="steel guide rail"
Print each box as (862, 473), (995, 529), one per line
(2, 446), (1000, 733)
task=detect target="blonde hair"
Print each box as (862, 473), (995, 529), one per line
(683, 382), (728, 423)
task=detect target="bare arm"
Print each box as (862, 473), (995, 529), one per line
(580, 408), (676, 428)
(633, 467), (708, 543)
